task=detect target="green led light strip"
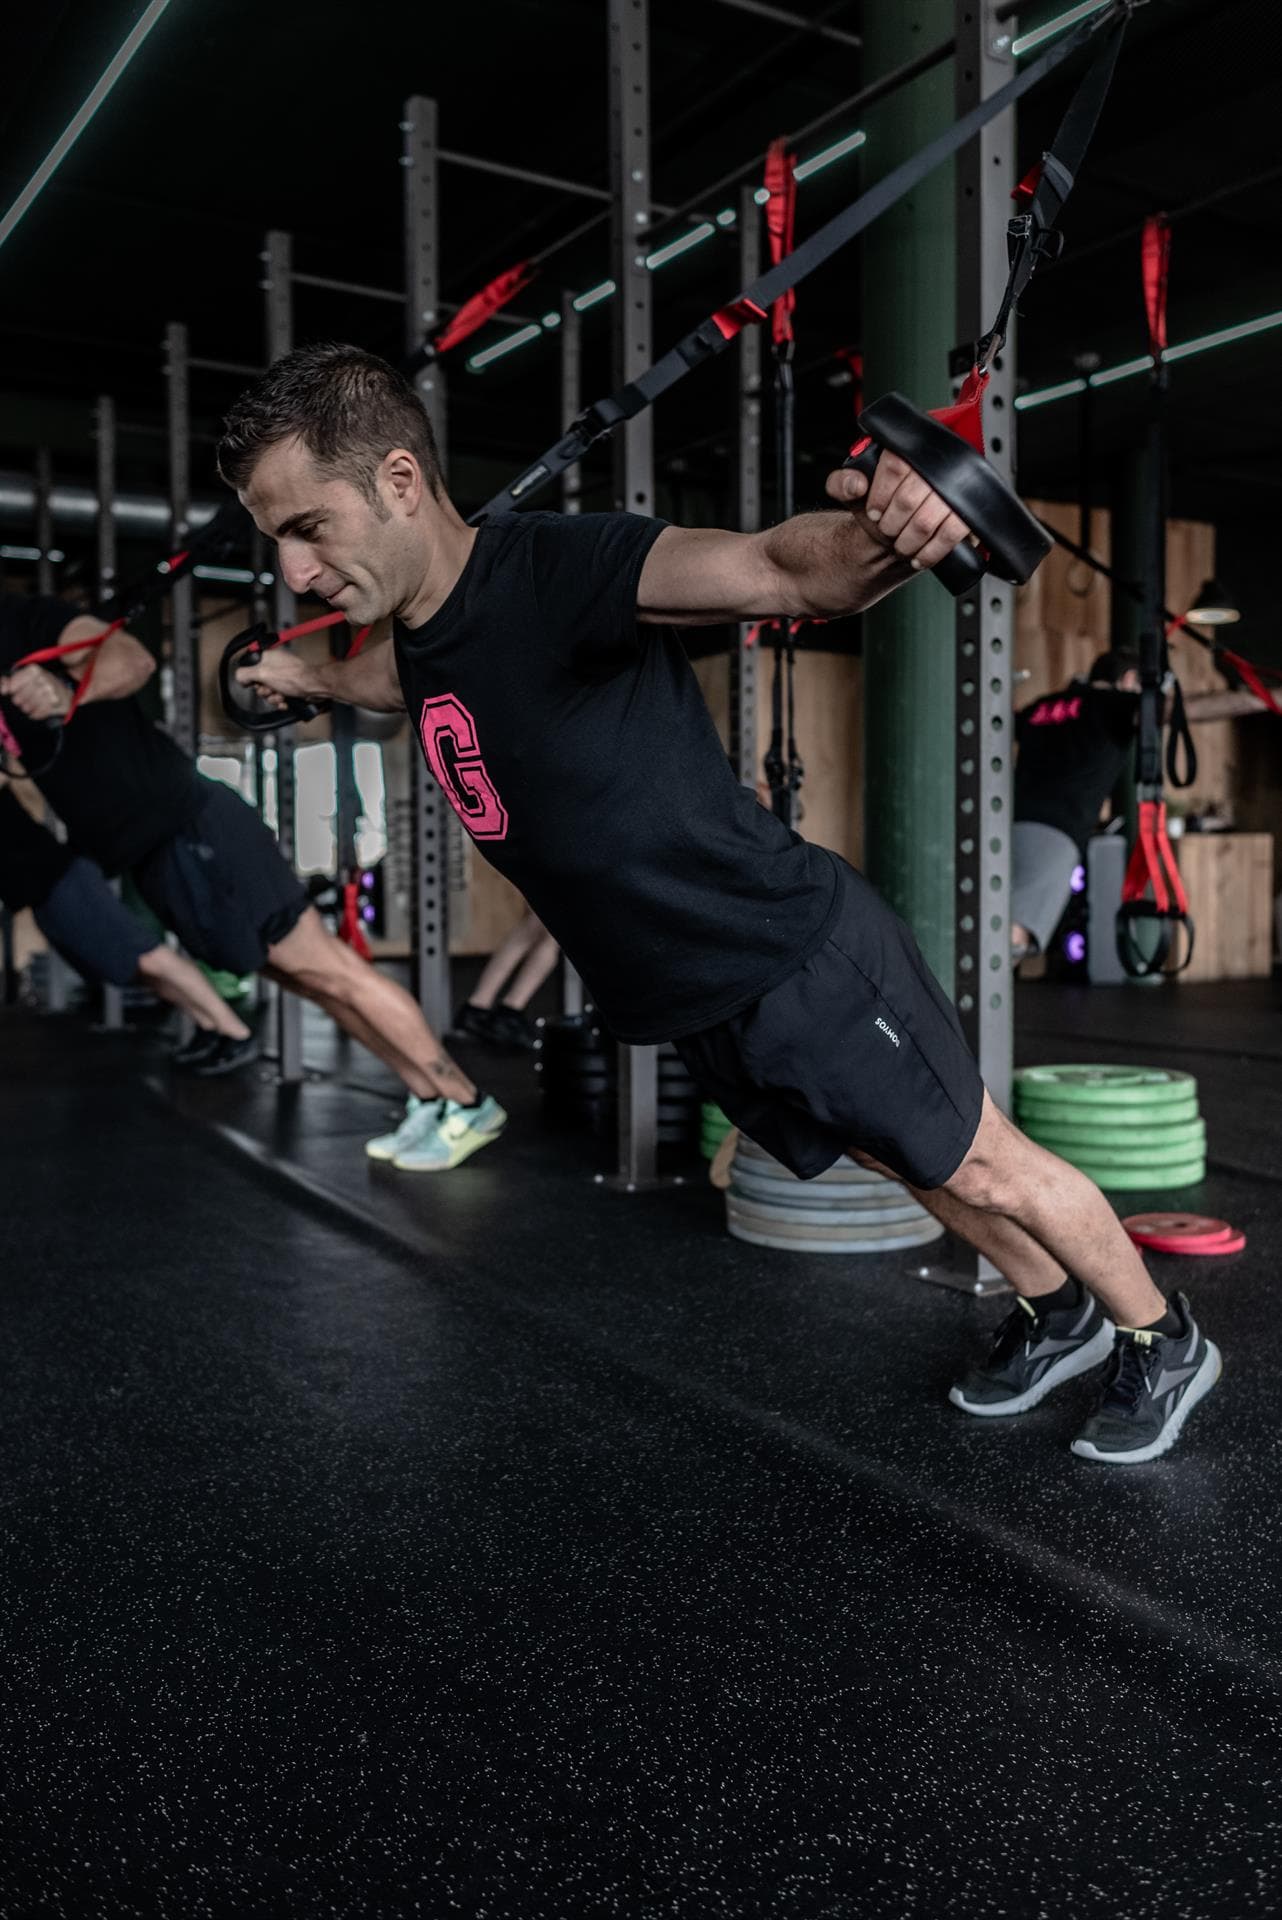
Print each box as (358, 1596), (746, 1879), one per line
(467, 127), (868, 372)
(1015, 311), (1282, 409)
(0, 0), (174, 253)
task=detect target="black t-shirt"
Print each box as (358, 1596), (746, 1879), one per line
(1014, 680), (1139, 854)
(394, 511), (839, 1043)
(0, 785), (73, 911)
(0, 592), (200, 874)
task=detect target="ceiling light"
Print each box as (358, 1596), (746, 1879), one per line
(572, 280), (617, 312)
(645, 223), (715, 270)
(467, 323), (543, 371)
(1014, 311), (1282, 409)
(794, 129), (867, 182)
(0, 0), (174, 253)
(1012, 1), (1111, 58)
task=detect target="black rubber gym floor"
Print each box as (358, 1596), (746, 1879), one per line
(2, 975), (1280, 1917)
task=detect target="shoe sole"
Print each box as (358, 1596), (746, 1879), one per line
(1070, 1341), (1222, 1464)
(192, 1049), (259, 1078)
(393, 1121), (507, 1173)
(948, 1320), (1116, 1418)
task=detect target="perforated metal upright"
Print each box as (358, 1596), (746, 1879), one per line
(559, 289), (587, 1020)
(402, 96), (452, 1040)
(95, 394), (124, 1031)
(609, 0), (658, 1187)
(953, 4), (1015, 1108)
(262, 230), (305, 1081)
(163, 324), (198, 757)
(949, 2), (1016, 1289)
(731, 184), (763, 787)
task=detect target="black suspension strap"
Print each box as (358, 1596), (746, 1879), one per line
(473, 2), (1138, 524)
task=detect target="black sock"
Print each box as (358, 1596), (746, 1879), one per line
(1136, 1299), (1182, 1337)
(1030, 1274), (1083, 1316)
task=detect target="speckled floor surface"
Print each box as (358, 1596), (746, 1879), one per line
(2, 976), (1280, 1917)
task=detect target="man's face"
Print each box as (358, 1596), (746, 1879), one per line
(241, 438), (412, 626)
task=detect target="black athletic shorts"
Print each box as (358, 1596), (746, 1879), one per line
(34, 855), (157, 988)
(131, 777), (308, 975)
(675, 854), (985, 1190)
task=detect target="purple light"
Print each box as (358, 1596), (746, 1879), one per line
(1069, 864), (1086, 894)
(1064, 931), (1087, 963)
(361, 904), (376, 923)
(360, 870), (375, 890)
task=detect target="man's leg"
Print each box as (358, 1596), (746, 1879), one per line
(498, 929), (560, 1013)
(265, 907), (478, 1104)
(906, 1092), (1220, 1460)
(137, 945), (251, 1039)
(934, 1091), (1164, 1327)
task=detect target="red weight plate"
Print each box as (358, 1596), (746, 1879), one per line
(1127, 1229), (1247, 1257)
(1122, 1213), (1231, 1241)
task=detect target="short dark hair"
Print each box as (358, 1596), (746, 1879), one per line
(217, 342), (443, 502)
(1088, 649), (1141, 686)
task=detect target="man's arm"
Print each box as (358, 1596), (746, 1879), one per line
(637, 451), (973, 624)
(235, 630), (405, 713)
(0, 615), (154, 719)
(1182, 688), (1271, 722)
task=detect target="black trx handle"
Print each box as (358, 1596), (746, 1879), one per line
(843, 393), (1052, 596)
(218, 623), (330, 734)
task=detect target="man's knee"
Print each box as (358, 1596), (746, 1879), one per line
(134, 944), (170, 985)
(940, 1098), (1024, 1214)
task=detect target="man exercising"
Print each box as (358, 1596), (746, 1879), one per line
(221, 342), (1221, 1465)
(0, 778), (262, 1057)
(0, 589), (502, 1168)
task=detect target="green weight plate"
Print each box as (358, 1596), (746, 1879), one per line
(1013, 1066), (1196, 1107)
(1016, 1094), (1200, 1130)
(1019, 1114), (1205, 1152)
(702, 1103), (730, 1122)
(726, 1212), (944, 1255)
(1059, 1158), (1207, 1192)
(1025, 1126), (1207, 1167)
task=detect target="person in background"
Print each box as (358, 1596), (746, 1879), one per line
(0, 589), (503, 1171)
(0, 776), (256, 1065)
(1011, 648), (1267, 962)
(452, 905), (559, 1050)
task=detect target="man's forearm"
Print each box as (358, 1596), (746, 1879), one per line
(64, 624), (155, 703)
(311, 643), (405, 712)
(760, 511), (916, 616)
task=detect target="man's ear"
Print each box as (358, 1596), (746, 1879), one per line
(382, 449), (423, 513)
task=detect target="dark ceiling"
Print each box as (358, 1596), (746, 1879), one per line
(1, 0), (1279, 596)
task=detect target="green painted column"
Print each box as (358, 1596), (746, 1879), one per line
(860, 1), (957, 985)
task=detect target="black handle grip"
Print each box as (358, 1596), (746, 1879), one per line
(843, 442), (981, 599)
(218, 623), (331, 734)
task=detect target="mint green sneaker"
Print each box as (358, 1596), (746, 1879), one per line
(392, 1094), (507, 1172)
(365, 1094), (441, 1163)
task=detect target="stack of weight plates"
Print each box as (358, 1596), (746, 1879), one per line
(726, 1134), (944, 1254)
(1013, 1065), (1206, 1190)
(702, 1103), (732, 1161)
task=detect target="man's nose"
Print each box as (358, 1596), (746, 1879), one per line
(279, 540), (320, 594)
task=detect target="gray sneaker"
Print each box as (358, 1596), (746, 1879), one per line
(950, 1287), (1115, 1417)
(1071, 1293), (1221, 1465)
